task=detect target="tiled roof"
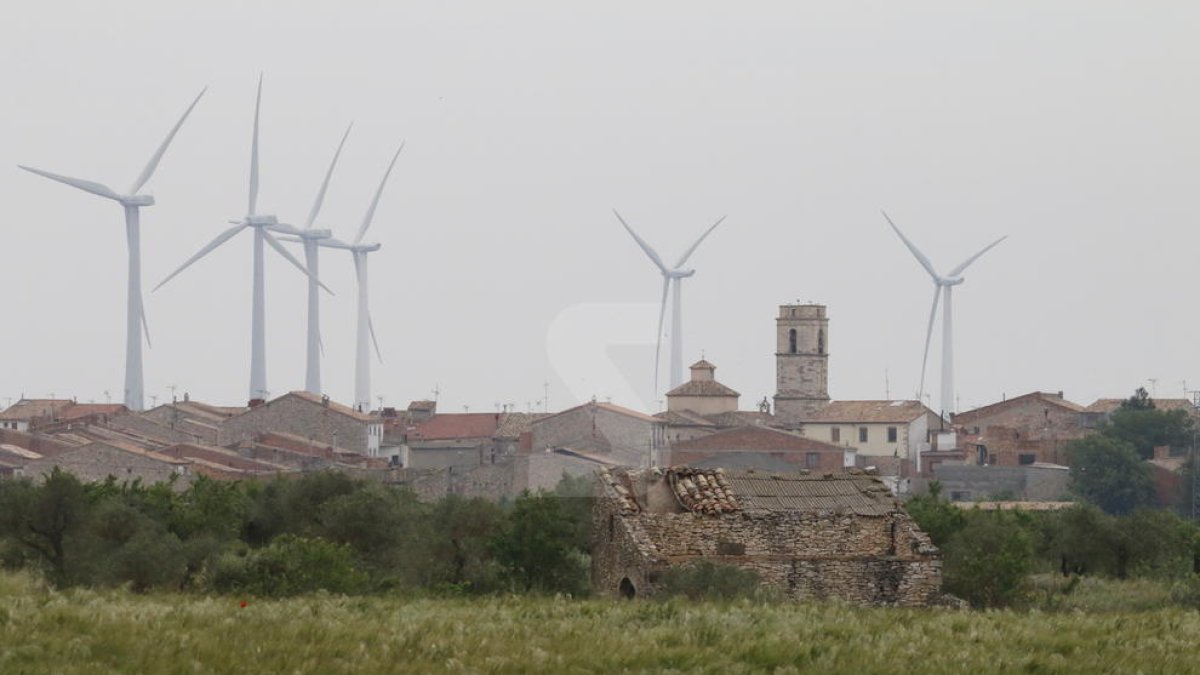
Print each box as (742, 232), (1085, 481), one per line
(666, 380), (740, 398)
(703, 410), (774, 428)
(281, 391), (376, 422)
(409, 413), (500, 441)
(954, 392), (1084, 423)
(671, 425), (842, 453)
(804, 400), (935, 424)
(1085, 398), (1197, 414)
(0, 444), (42, 460)
(537, 401), (661, 426)
(58, 404), (129, 420)
(655, 409), (716, 427)
(723, 471), (898, 516)
(408, 400), (437, 411)
(0, 399), (73, 421)
(669, 467), (740, 514)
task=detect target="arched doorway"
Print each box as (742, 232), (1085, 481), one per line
(619, 577), (636, 599)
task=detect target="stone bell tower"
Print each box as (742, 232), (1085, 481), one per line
(773, 303), (829, 423)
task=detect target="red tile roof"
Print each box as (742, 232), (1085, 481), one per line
(672, 425), (843, 453)
(408, 413), (501, 441)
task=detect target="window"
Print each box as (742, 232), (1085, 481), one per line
(950, 491), (971, 502)
(887, 427), (898, 443)
(831, 427), (841, 443)
(806, 452), (821, 469)
(1018, 453), (1036, 465)
(858, 427), (868, 443)
(817, 329), (825, 355)
(788, 329), (798, 354)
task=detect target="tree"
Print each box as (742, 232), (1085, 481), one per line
(0, 468), (90, 586)
(904, 481), (967, 547)
(942, 512), (1034, 607)
(428, 495), (505, 591)
(493, 490), (588, 594)
(1067, 436), (1154, 515)
(1101, 388), (1195, 460)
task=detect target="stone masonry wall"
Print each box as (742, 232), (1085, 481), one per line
(221, 396), (372, 454)
(592, 474), (942, 606)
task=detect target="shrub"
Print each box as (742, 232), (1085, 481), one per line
(209, 535), (366, 597)
(658, 561), (763, 601)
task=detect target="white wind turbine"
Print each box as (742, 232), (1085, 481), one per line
(287, 143), (403, 411)
(154, 77), (329, 403)
(882, 210), (1006, 416)
(292, 123), (353, 395)
(18, 88), (206, 412)
(612, 210), (726, 398)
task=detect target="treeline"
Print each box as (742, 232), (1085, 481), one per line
(908, 485), (1200, 607)
(0, 469), (593, 597)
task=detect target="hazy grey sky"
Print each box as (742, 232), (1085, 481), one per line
(2, 2), (1197, 413)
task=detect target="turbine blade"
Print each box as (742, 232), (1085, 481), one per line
(306, 122), (353, 229)
(918, 286), (941, 402)
(318, 331), (325, 358)
(248, 75), (263, 216)
(612, 209), (668, 273)
(947, 235), (1008, 277)
(354, 141), (404, 244)
(882, 210), (940, 281)
(369, 311), (383, 363)
(654, 276), (670, 398)
(18, 166), (120, 201)
(153, 225), (245, 291)
(129, 87), (206, 194)
(674, 215), (726, 268)
(140, 294), (152, 349)
(263, 228), (334, 295)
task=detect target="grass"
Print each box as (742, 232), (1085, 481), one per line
(3, 572), (1200, 674)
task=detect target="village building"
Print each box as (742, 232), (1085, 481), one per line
(668, 425), (850, 473)
(799, 400), (942, 476)
(519, 401), (666, 491)
(592, 467), (943, 605)
(0, 399), (76, 431)
(220, 391), (383, 457)
(21, 440), (191, 486)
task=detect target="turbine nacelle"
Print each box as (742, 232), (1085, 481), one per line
(666, 268), (695, 279)
(245, 214), (279, 227)
(119, 194), (155, 207)
(938, 276), (965, 287)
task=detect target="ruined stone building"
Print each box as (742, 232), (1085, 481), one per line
(592, 467), (942, 606)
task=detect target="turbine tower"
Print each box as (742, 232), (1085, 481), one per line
(286, 143), (403, 412)
(612, 210), (726, 398)
(18, 88), (206, 412)
(882, 210), (1006, 416)
(293, 123), (353, 395)
(154, 77), (329, 403)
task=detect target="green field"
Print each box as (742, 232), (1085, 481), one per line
(1, 573), (1198, 674)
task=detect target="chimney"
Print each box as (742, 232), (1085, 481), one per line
(248, 398), (265, 408)
(321, 395), (330, 407)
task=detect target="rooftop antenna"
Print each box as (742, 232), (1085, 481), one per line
(376, 395), (384, 411)
(20, 88), (206, 412)
(432, 385), (440, 403)
(1148, 378), (1159, 397)
(103, 390), (112, 404)
(167, 384), (178, 403)
(543, 381), (550, 413)
(885, 368), (891, 400)
(612, 209), (727, 401)
(149, 394), (158, 407)
(463, 404), (469, 413)
(882, 210), (1006, 416)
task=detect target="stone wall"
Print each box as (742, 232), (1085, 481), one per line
(345, 462), (516, 501)
(916, 464), (1071, 502)
(22, 443), (191, 488)
(530, 404), (660, 466)
(221, 396), (375, 455)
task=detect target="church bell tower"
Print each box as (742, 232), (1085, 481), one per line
(773, 303), (829, 423)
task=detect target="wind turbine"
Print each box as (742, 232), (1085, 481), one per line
(882, 210), (1006, 416)
(286, 143), (404, 411)
(154, 77), (329, 403)
(18, 88), (205, 412)
(292, 123), (353, 395)
(612, 210), (726, 398)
